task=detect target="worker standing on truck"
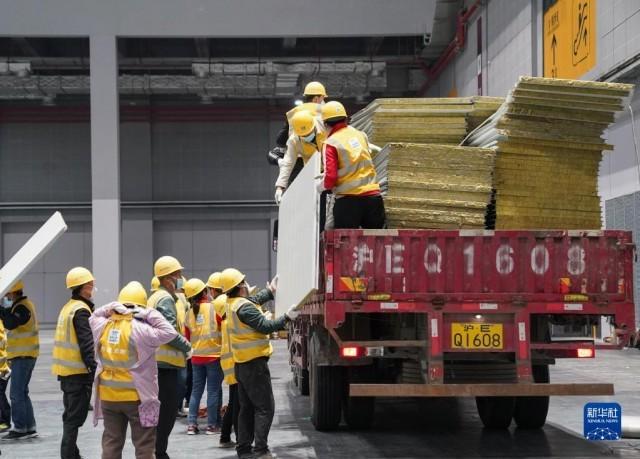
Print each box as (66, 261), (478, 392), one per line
(274, 110), (328, 204)
(268, 81), (328, 167)
(220, 268), (298, 459)
(51, 267), (97, 458)
(317, 101), (386, 229)
(91, 281), (178, 459)
(147, 256), (191, 459)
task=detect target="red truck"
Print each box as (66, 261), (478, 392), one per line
(287, 228), (635, 431)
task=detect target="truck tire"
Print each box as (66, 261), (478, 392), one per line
(298, 368), (310, 396)
(310, 361), (343, 430)
(476, 396), (515, 429)
(343, 366), (375, 430)
(514, 364), (550, 429)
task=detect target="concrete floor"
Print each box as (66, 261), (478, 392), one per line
(1, 331), (639, 458)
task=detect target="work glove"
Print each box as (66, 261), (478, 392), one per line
(285, 304), (300, 321)
(314, 175), (326, 194)
(267, 274), (279, 294)
(114, 304), (134, 315)
(186, 350), (193, 360)
(267, 146), (286, 165)
(274, 188), (284, 205)
(263, 311), (273, 321)
(132, 307), (147, 320)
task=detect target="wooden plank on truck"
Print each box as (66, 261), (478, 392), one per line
(0, 212), (68, 298)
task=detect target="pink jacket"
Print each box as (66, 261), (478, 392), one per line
(89, 302), (177, 427)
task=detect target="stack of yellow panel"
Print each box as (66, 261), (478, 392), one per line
(350, 97), (503, 146)
(465, 76), (634, 229)
(375, 143), (496, 228)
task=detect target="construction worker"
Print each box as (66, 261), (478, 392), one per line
(216, 277), (276, 450)
(317, 100), (386, 229)
(274, 109), (328, 204)
(150, 276), (160, 293)
(221, 268), (298, 459)
(268, 81), (328, 166)
(0, 280), (39, 441)
(90, 281), (178, 459)
(175, 276), (190, 419)
(0, 319), (11, 433)
(147, 255), (191, 459)
(52, 267), (97, 458)
(183, 278), (223, 435)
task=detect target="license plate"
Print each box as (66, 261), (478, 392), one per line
(451, 323), (503, 349)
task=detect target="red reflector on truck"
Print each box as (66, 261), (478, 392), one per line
(577, 348), (594, 358)
(340, 346), (364, 358)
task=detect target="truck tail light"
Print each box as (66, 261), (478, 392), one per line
(340, 346), (364, 358)
(577, 348), (594, 358)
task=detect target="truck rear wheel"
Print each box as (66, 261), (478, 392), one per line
(476, 396), (515, 429)
(514, 364), (550, 429)
(310, 360), (343, 430)
(343, 366), (375, 430)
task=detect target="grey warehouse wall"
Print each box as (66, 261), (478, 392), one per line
(1, 116), (281, 323)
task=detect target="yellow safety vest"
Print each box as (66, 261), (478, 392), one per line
(228, 297), (272, 364)
(285, 102), (321, 126)
(219, 296), (237, 384)
(187, 302), (221, 358)
(52, 300), (92, 376)
(299, 119), (328, 164)
(98, 314), (139, 402)
(323, 126), (380, 196)
(7, 298), (39, 359)
(0, 321), (9, 375)
(176, 293), (188, 335)
(148, 289), (186, 368)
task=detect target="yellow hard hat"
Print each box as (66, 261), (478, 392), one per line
(150, 276), (160, 292)
(213, 294), (228, 317)
(291, 110), (315, 137)
(154, 256), (184, 277)
(184, 278), (206, 299)
(66, 267), (95, 289)
(303, 81), (327, 97)
(117, 281), (147, 307)
(207, 272), (223, 290)
(321, 101), (347, 122)
(8, 280), (24, 293)
(220, 268), (246, 293)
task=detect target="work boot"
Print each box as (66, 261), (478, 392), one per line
(253, 451), (276, 459)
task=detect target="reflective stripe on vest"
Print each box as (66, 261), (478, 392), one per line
(7, 298), (39, 359)
(51, 300), (91, 377)
(98, 314), (139, 402)
(228, 297), (272, 364)
(324, 126), (380, 196)
(187, 302), (222, 358)
(148, 289), (186, 368)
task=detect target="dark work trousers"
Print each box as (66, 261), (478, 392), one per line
(0, 377), (10, 425)
(156, 368), (179, 459)
(184, 360), (193, 409)
(60, 378), (92, 459)
(333, 194), (386, 229)
(220, 383), (239, 443)
(235, 357), (275, 458)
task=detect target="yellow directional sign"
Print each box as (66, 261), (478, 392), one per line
(544, 0), (596, 79)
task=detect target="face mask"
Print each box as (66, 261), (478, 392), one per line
(1, 297), (12, 308)
(175, 277), (185, 290)
(302, 131), (316, 143)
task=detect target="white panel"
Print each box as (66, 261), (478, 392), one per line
(275, 154), (321, 316)
(0, 212), (67, 298)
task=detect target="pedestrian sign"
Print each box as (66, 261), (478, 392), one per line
(543, 0), (596, 79)
(583, 402), (621, 440)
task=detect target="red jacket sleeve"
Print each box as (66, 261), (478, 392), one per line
(324, 144), (339, 190)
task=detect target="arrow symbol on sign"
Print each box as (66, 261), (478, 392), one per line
(551, 34), (557, 65)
